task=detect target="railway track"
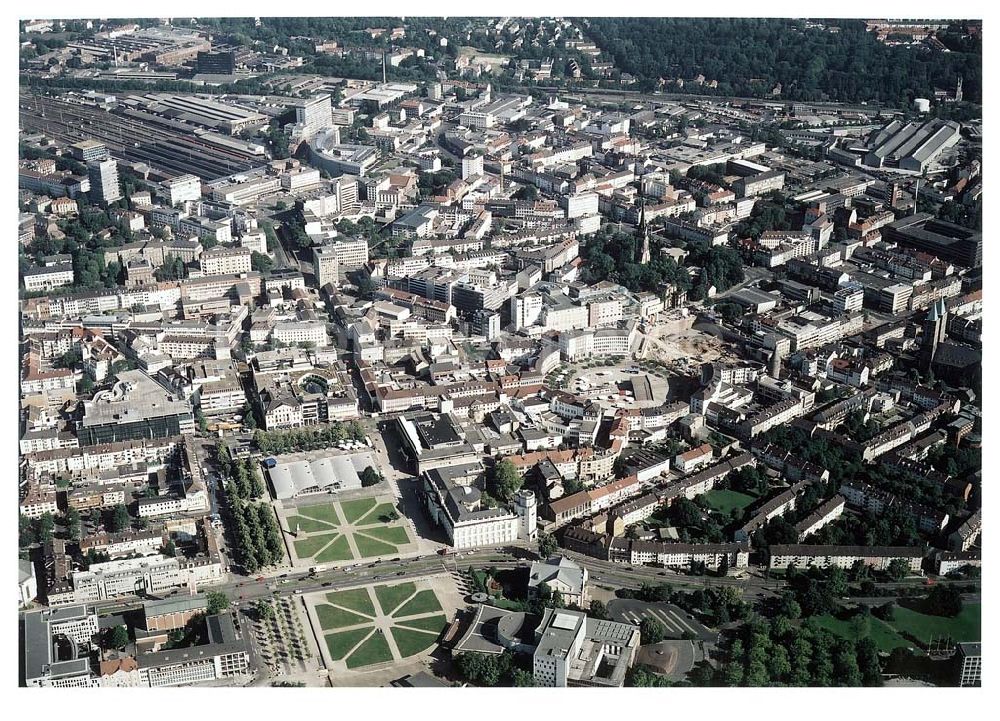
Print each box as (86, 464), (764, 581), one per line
(20, 92), (265, 181)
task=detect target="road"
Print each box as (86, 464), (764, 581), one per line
(73, 539), (972, 620)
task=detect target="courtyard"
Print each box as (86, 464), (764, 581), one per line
(306, 578), (459, 673)
(281, 494), (417, 566)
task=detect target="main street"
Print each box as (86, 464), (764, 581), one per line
(63, 540), (971, 619)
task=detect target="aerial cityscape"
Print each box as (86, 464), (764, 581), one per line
(16, 15), (983, 690)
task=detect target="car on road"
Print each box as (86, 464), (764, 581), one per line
(396, 571), (405, 576)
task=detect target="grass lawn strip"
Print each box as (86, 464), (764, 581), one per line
(345, 629), (394, 668)
(356, 502), (399, 526)
(325, 627), (373, 661)
(325, 588), (377, 617)
(287, 515), (337, 534)
(393, 590), (443, 618)
(390, 626), (440, 658)
(374, 582), (417, 616)
(316, 604), (372, 631)
(340, 497), (378, 524)
(357, 525), (410, 545)
(352, 532), (398, 558)
(293, 532), (339, 559)
(892, 603), (981, 644)
(314, 534), (354, 562)
(298, 503), (342, 525)
(395, 614), (448, 633)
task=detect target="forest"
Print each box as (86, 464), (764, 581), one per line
(583, 18), (981, 105)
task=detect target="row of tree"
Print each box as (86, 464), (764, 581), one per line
(252, 423), (367, 456)
(719, 613), (882, 686)
(227, 499), (284, 574)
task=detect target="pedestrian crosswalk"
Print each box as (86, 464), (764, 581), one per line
(452, 569), (475, 596)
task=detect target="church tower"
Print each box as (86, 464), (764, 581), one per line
(920, 298), (948, 373)
(636, 168), (651, 264)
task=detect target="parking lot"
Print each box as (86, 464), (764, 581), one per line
(607, 599), (716, 642)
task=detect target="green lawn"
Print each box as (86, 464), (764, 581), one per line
(326, 588), (377, 617)
(357, 502), (399, 525)
(375, 582), (416, 615)
(289, 515), (337, 533)
(391, 626), (440, 657)
(325, 627), (372, 661)
(314, 534), (354, 562)
(702, 489), (757, 515)
(394, 590), (442, 618)
(357, 525), (410, 545)
(316, 604), (372, 630)
(892, 603), (981, 644)
(345, 629), (394, 668)
(341, 497), (378, 524)
(352, 532), (398, 558)
(396, 614), (448, 633)
(293, 533), (339, 559)
(813, 614), (911, 652)
(299, 503), (341, 525)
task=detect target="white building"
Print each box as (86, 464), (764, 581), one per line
(163, 174), (202, 206)
(461, 154), (484, 180)
(200, 246), (251, 276)
(313, 245), (340, 287)
(528, 555), (588, 606)
(19, 559), (38, 607)
(532, 608), (640, 687)
(88, 158), (121, 204)
(240, 229), (268, 255)
(292, 94), (333, 139)
(768, 544), (923, 573)
(23, 263), (75, 292)
(272, 320), (329, 347)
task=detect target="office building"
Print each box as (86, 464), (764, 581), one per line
(322, 238), (369, 273)
(883, 213), (982, 268)
(136, 613), (250, 687)
(532, 608), (640, 687)
(461, 153), (484, 180)
(293, 94), (333, 139)
(71, 139), (109, 163)
(313, 245), (341, 287)
(88, 158), (122, 204)
(78, 370), (195, 446)
(196, 51), (236, 75)
(956, 642), (982, 687)
(22, 605), (100, 687)
(163, 174), (202, 206)
(200, 245), (252, 276)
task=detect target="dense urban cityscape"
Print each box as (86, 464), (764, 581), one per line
(16, 15), (982, 690)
